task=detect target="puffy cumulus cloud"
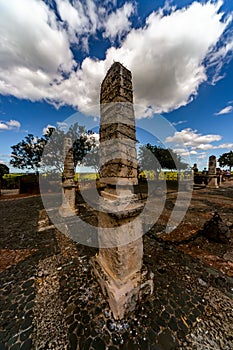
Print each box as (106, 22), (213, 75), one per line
(215, 105), (233, 115)
(215, 142), (233, 149)
(55, 0), (128, 47)
(102, 0), (233, 114)
(44, 0), (233, 116)
(0, 0), (74, 100)
(0, 119), (21, 130)
(166, 128), (233, 160)
(55, 0), (100, 45)
(0, 0), (233, 116)
(165, 128), (222, 148)
(103, 2), (135, 40)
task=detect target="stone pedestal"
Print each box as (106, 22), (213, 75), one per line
(91, 62), (153, 319)
(91, 255), (153, 320)
(207, 175), (218, 188)
(59, 138), (77, 217)
(59, 182), (77, 217)
(91, 199), (153, 319)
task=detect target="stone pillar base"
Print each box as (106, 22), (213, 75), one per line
(59, 206), (77, 217)
(90, 255), (154, 320)
(207, 176), (219, 188)
(59, 185), (77, 217)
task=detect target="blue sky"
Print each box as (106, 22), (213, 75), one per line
(0, 0), (233, 172)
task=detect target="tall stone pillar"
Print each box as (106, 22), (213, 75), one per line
(91, 62), (153, 320)
(59, 137), (77, 217)
(207, 155), (218, 188)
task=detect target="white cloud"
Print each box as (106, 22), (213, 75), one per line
(6, 120), (21, 128)
(0, 119), (21, 130)
(0, 123), (8, 130)
(0, 0), (75, 100)
(197, 152), (207, 160)
(43, 124), (56, 135)
(172, 120), (187, 126)
(166, 128), (233, 162)
(0, 153), (11, 166)
(103, 2), (135, 40)
(57, 121), (68, 130)
(215, 143), (233, 149)
(0, 0), (232, 116)
(215, 105), (233, 115)
(165, 128), (222, 148)
(91, 132), (99, 142)
(55, 0), (99, 45)
(194, 143), (215, 150)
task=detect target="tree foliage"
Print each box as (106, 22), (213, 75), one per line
(10, 134), (46, 171)
(10, 123), (97, 173)
(83, 146), (100, 173)
(139, 143), (188, 173)
(218, 151), (233, 171)
(0, 164), (9, 179)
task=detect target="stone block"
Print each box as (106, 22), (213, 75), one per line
(100, 161), (138, 179)
(100, 103), (135, 127)
(99, 140), (137, 165)
(100, 123), (136, 142)
(59, 186), (77, 217)
(91, 256), (154, 319)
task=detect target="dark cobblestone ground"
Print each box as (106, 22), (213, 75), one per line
(0, 185), (233, 349)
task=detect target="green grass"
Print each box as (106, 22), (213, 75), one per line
(3, 173), (25, 179)
(74, 173), (99, 181)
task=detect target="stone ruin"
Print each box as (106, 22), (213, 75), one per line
(207, 155), (219, 188)
(59, 137), (77, 217)
(202, 212), (232, 243)
(91, 62), (154, 319)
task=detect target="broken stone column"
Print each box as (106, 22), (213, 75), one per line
(59, 137), (77, 217)
(207, 155), (218, 188)
(91, 62), (153, 320)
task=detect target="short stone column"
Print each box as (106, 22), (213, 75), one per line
(59, 137), (77, 217)
(207, 155), (218, 188)
(91, 62), (153, 320)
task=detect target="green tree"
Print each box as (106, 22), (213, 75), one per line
(42, 123), (97, 173)
(10, 123), (97, 173)
(139, 143), (188, 177)
(218, 151), (233, 172)
(10, 134), (46, 171)
(83, 145), (100, 173)
(0, 164), (9, 179)
(0, 164), (9, 195)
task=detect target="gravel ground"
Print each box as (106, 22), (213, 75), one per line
(0, 183), (233, 349)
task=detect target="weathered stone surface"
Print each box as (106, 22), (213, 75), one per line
(91, 256), (153, 320)
(100, 102), (135, 126)
(100, 161), (138, 179)
(100, 123), (136, 142)
(92, 62), (153, 320)
(207, 155), (218, 188)
(59, 137), (77, 217)
(208, 155), (216, 175)
(100, 63), (133, 104)
(203, 212), (232, 243)
(99, 138), (137, 162)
